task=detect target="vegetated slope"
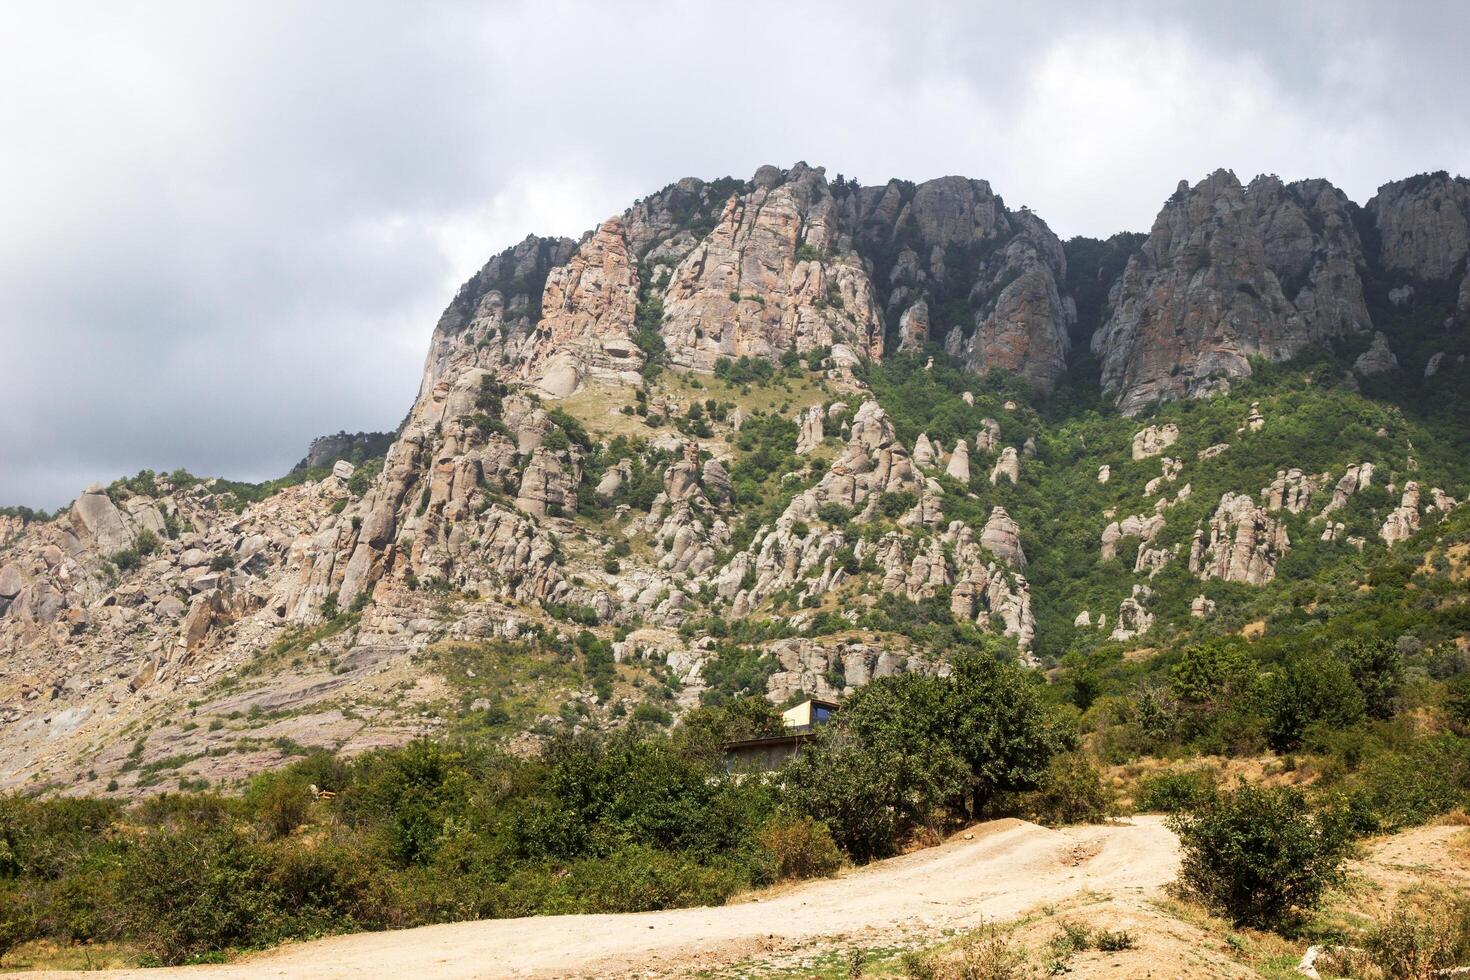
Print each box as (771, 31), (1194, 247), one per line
(13, 816), (1181, 980)
(0, 162), (1466, 795)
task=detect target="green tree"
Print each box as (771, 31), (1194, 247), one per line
(1169, 783), (1354, 927)
(1260, 651), (1366, 751)
(1339, 637), (1404, 720)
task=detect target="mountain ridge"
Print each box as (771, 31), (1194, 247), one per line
(1, 160), (1467, 794)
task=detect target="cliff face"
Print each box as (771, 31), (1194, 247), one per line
(842, 175), (1074, 393)
(1093, 171), (1372, 415)
(660, 163), (885, 370)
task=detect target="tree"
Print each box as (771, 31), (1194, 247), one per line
(787, 654), (1067, 859)
(1169, 783), (1354, 927)
(1339, 637), (1404, 720)
(1260, 651), (1366, 751)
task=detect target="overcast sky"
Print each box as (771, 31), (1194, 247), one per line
(2, 0), (1467, 508)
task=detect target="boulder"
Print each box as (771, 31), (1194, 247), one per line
(1131, 424), (1179, 460)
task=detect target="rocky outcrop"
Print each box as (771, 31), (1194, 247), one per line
(522, 217), (643, 394)
(797, 405), (825, 455)
(1131, 424), (1179, 460)
(1111, 585), (1154, 642)
(1190, 493), (1289, 585)
(1095, 171), (1370, 415)
(1261, 469), (1324, 515)
(1381, 482), (1422, 545)
(1376, 485), (1456, 547)
(839, 174), (1073, 392)
(516, 447), (582, 517)
(660, 164), (884, 370)
(913, 433), (937, 469)
(1368, 172), (1470, 283)
(989, 446), (1019, 485)
(980, 507), (1026, 569)
(1316, 463), (1373, 520)
(420, 235), (576, 391)
(1354, 332), (1399, 376)
(975, 418), (1002, 454)
(945, 440), (971, 482)
(1100, 513), (1166, 567)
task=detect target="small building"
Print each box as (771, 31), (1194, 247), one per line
(780, 697), (839, 732)
(723, 697), (839, 772)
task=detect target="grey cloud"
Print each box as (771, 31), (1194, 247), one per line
(1, 0), (1465, 507)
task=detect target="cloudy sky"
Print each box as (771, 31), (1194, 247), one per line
(2, 0), (1466, 508)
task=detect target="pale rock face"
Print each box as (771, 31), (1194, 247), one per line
(989, 446), (1019, 485)
(1317, 467), (1370, 525)
(69, 489), (137, 556)
(796, 405), (825, 455)
(1426, 352), (1446, 378)
(1261, 469), (1324, 514)
(975, 418), (1002, 454)
(913, 433), (937, 469)
(1096, 172), (1370, 415)
(1354, 331), (1399, 376)
(523, 217), (643, 393)
(1073, 610), (1091, 627)
(1100, 513), (1166, 562)
(897, 300), (930, 351)
(945, 440), (971, 482)
(1097, 465), (1111, 483)
(1198, 443), (1230, 460)
(1245, 403), (1265, 432)
(1190, 492), (1289, 585)
(1368, 173), (1470, 282)
(1190, 595), (1217, 619)
(980, 507), (1026, 569)
(1429, 488), (1459, 514)
(1380, 482), (1423, 545)
(595, 459), (633, 499)
(515, 447), (582, 518)
(420, 235), (576, 392)
(660, 164), (884, 370)
(1131, 424), (1180, 460)
(331, 460), (356, 481)
(1111, 585), (1154, 641)
(944, 522), (1036, 660)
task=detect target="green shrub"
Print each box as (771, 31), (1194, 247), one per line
(755, 815), (844, 881)
(1168, 783), (1354, 927)
(1019, 753), (1114, 825)
(1132, 768), (1217, 813)
(1261, 651), (1366, 751)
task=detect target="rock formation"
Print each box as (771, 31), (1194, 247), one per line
(989, 446), (1019, 485)
(1095, 171), (1371, 415)
(945, 440), (971, 482)
(1354, 332), (1399, 376)
(1190, 493), (1289, 585)
(1131, 424), (1179, 460)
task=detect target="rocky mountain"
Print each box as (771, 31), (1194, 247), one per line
(2, 161), (1467, 795)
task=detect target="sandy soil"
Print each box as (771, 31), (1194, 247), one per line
(11, 816), (1180, 980)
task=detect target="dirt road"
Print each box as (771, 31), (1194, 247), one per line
(16, 816), (1180, 979)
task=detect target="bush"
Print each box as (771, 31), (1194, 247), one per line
(1168, 783), (1354, 927)
(1132, 768), (1217, 813)
(117, 828), (282, 964)
(1019, 753), (1114, 825)
(1261, 651), (1366, 751)
(755, 815), (844, 881)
